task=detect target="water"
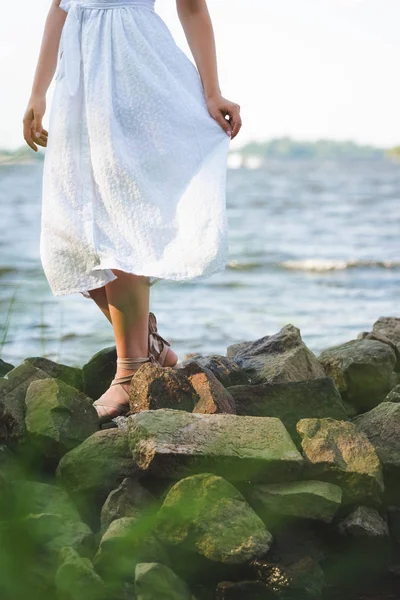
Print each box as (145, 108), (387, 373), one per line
(0, 159), (399, 369)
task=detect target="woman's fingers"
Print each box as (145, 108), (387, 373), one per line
(226, 104), (242, 140)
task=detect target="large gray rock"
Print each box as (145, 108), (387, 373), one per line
(178, 354), (250, 387)
(228, 377), (348, 445)
(227, 325), (325, 385)
(0, 362), (49, 443)
(248, 480), (342, 524)
(353, 402), (400, 503)
(296, 418), (384, 504)
(100, 477), (156, 534)
(55, 547), (106, 600)
(128, 409), (304, 482)
(155, 473), (273, 564)
(337, 506), (389, 538)
(384, 384), (400, 402)
(373, 317), (400, 351)
(25, 378), (98, 462)
(82, 345), (117, 401)
(135, 563), (195, 600)
(57, 429), (138, 525)
(93, 517), (170, 584)
(24, 356), (83, 391)
(318, 339), (397, 411)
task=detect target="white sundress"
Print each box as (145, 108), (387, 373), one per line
(40, 0), (231, 298)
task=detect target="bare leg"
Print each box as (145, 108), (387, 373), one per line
(87, 281), (178, 366)
(92, 271), (152, 420)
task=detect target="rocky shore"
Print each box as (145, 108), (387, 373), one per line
(1, 317), (400, 600)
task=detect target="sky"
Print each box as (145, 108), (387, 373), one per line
(1, 0), (399, 151)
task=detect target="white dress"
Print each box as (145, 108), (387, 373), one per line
(40, 0), (231, 298)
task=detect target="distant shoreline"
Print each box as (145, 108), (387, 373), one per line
(1, 137), (399, 167)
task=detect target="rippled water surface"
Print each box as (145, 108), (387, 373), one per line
(1, 159), (399, 368)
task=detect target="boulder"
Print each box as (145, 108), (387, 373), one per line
(178, 354), (250, 387)
(11, 481), (92, 555)
(0, 358), (14, 377)
(353, 402), (400, 503)
(182, 362), (236, 414)
(318, 339), (397, 411)
(82, 345), (117, 401)
(100, 477), (156, 534)
(135, 562), (195, 600)
(373, 317), (400, 351)
(55, 547), (106, 600)
(248, 480), (342, 524)
(129, 362), (236, 415)
(228, 377), (348, 445)
(0, 362), (49, 444)
(155, 473), (273, 564)
(25, 378), (98, 462)
(337, 506), (389, 538)
(296, 418), (384, 504)
(128, 409), (304, 482)
(57, 429), (138, 525)
(129, 362), (197, 414)
(24, 356), (83, 391)
(93, 517), (170, 584)
(227, 325), (325, 385)
(385, 384), (400, 402)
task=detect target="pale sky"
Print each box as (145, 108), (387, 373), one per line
(1, 0), (399, 151)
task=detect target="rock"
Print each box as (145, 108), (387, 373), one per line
(228, 377), (348, 445)
(318, 339), (396, 411)
(21, 513), (92, 554)
(25, 378), (98, 462)
(57, 429), (138, 526)
(337, 506), (389, 538)
(0, 362), (50, 444)
(357, 331), (400, 372)
(129, 362), (198, 414)
(93, 517), (170, 584)
(182, 362), (236, 414)
(55, 547), (106, 600)
(0, 358), (14, 377)
(129, 361), (235, 415)
(215, 580), (274, 600)
(296, 418), (384, 504)
(385, 384), (400, 402)
(179, 355), (250, 387)
(248, 480), (342, 524)
(135, 562), (195, 600)
(373, 317), (400, 351)
(128, 409), (304, 482)
(82, 345), (117, 401)
(155, 473), (273, 564)
(228, 324), (325, 385)
(100, 477), (156, 534)
(11, 481), (92, 555)
(353, 402), (400, 503)
(24, 356), (83, 391)
(226, 341), (253, 359)
(250, 554), (324, 599)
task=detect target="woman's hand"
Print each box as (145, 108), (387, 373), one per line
(205, 93), (242, 140)
(23, 95), (48, 152)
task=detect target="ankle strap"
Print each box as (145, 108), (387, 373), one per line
(116, 355), (157, 369)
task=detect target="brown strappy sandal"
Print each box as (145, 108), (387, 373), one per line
(148, 311), (178, 367)
(93, 355), (158, 424)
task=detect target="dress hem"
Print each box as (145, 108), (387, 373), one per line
(48, 260), (228, 297)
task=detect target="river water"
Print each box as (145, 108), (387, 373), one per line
(0, 159), (399, 368)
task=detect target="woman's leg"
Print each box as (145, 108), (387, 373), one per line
(87, 279), (178, 367)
